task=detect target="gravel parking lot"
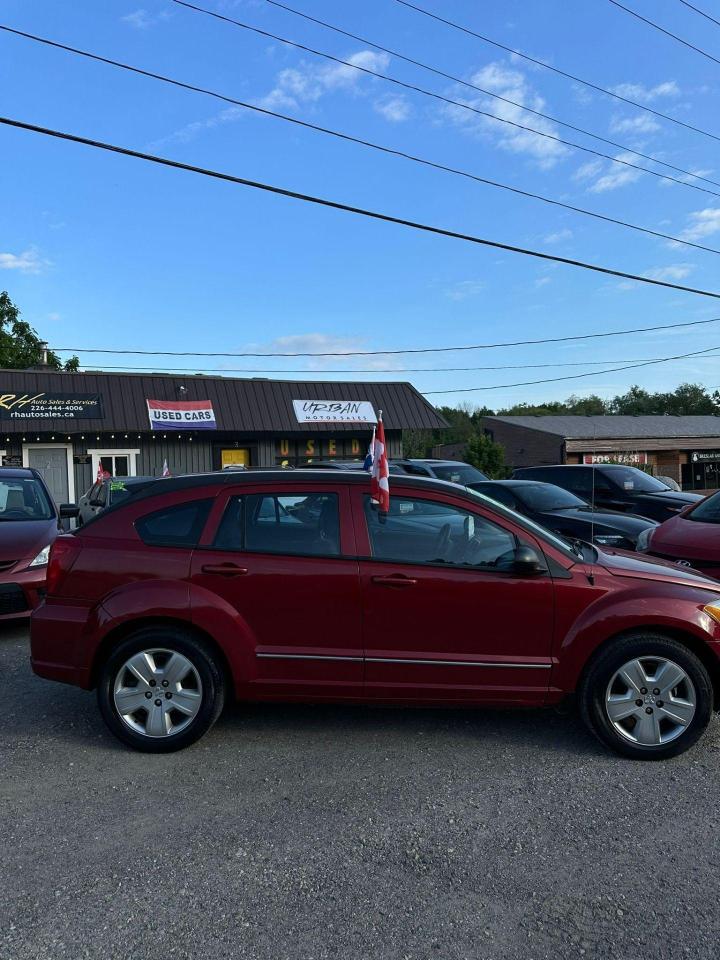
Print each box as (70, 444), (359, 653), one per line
(2, 621), (720, 960)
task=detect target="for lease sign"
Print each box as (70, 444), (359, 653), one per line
(293, 399), (377, 424)
(146, 399), (217, 430)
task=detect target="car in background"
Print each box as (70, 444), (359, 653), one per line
(31, 470), (720, 760)
(392, 459), (489, 484)
(470, 479), (657, 551)
(511, 464), (702, 522)
(77, 476), (154, 525)
(637, 490), (720, 579)
(0, 467), (74, 619)
(300, 460), (407, 474)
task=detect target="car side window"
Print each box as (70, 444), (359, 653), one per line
(213, 493), (340, 557)
(136, 499), (213, 547)
(363, 496), (517, 569)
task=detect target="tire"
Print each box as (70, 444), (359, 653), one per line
(579, 633), (713, 760)
(97, 627), (226, 753)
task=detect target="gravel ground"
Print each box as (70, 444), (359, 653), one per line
(2, 621), (720, 960)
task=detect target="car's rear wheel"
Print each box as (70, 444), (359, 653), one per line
(97, 627), (225, 752)
(580, 633), (713, 760)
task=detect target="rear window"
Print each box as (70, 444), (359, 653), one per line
(135, 499), (212, 547)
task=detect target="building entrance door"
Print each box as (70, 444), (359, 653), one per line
(24, 446), (71, 505)
(221, 449), (250, 468)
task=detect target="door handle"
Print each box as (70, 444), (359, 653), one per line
(201, 563), (249, 577)
(371, 574), (418, 587)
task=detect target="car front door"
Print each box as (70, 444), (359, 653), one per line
(190, 483), (363, 697)
(351, 487), (555, 704)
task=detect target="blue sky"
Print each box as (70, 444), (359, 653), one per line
(2, 0), (720, 408)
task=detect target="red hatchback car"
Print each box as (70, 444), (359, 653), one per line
(30, 471), (720, 759)
(638, 491), (720, 581)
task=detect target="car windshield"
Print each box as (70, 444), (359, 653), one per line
(0, 477), (54, 521)
(601, 467), (670, 493)
(431, 463), (488, 483)
(688, 492), (720, 524)
(513, 484), (587, 512)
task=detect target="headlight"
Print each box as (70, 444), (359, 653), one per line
(635, 528), (653, 552)
(593, 534), (625, 546)
(28, 545), (51, 568)
(704, 601), (720, 624)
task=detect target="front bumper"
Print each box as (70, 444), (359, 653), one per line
(0, 566), (47, 620)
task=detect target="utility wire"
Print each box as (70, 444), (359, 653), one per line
(423, 344), (720, 394)
(258, 0), (720, 191)
(395, 0), (720, 145)
(167, 0), (720, 200)
(6, 116), (720, 301)
(607, 0), (720, 66)
(3, 26), (718, 254)
(677, 0), (720, 28)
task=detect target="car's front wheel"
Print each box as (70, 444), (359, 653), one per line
(97, 627), (226, 752)
(580, 633), (713, 760)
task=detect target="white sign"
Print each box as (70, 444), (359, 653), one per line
(293, 399), (377, 424)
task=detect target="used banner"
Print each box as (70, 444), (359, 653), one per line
(293, 399), (377, 424)
(146, 399), (217, 430)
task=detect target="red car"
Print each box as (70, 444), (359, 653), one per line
(31, 471), (720, 759)
(638, 491), (720, 580)
(0, 467), (72, 619)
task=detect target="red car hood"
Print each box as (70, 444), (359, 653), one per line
(650, 515), (720, 561)
(596, 547), (720, 591)
(0, 518), (59, 563)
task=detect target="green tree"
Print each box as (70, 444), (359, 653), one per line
(465, 433), (508, 478)
(0, 291), (78, 370)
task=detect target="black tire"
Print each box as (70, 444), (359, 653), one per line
(579, 632), (713, 760)
(97, 627), (226, 753)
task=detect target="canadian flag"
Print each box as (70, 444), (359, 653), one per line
(162, 459), (171, 478)
(96, 463), (104, 482)
(370, 412), (390, 513)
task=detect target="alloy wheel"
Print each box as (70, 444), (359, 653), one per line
(113, 648), (203, 738)
(605, 656), (696, 747)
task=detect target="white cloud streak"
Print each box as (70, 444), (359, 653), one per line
(0, 249), (49, 274)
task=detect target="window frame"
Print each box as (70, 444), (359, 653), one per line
(134, 498), (213, 549)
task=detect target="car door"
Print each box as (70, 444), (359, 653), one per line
(351, 486), (555, 705)
(190, 483), (363, 697)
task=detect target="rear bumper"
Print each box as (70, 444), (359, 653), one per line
(0, 567), (46, 620)
(30, 600), (95, 688)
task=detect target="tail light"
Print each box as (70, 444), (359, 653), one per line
(46, 536), (82, 596)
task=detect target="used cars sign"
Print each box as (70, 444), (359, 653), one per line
(293, 399), (377, 423)
(146, 398), (217, 430)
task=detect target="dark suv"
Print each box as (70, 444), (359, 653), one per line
(511, 465), (702, 522)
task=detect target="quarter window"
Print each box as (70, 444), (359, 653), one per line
(213, 493), (340, 557)
(135, 499), (212, 547)
(364, 496), (517, 569)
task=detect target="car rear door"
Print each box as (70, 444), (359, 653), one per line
(190, 482), (363, 697)
(351, 485), (555, 705)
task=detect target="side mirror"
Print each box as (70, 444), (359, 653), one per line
(512, 545), (545, 575)
(59, 504), (80, 519)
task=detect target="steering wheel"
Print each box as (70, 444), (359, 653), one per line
(436, 523), (452, 559)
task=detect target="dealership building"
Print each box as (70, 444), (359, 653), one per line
(0, 369), (446, 506)
(483, 415), (720, 490)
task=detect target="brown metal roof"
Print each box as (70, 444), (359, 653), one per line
(0, 369), (447, 433)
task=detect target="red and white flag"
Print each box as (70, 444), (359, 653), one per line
(96, 462), (104, 482)
(370, 413), (390, 513)
(162, 459), (171, 478)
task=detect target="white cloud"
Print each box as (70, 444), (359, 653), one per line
(574, 152), (643, 193)
(121, 8), (170, 29)
(678, 208), (720, 242)
(445, 280), (486, 301)
(442, 61), (569, 168)
(256, 50), (390, 111)
(543, 228), (573, 244)
(0, 249), (49, 274)
(609, 114), (661, 135)
(242, 332), (402, 371)
(535, 275), (552, 288)
(610, 80), (680, 102)
(373, 96), (411, 122)
(643, 263), (694, 281)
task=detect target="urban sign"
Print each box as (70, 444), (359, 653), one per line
(146, 399), (217, 430)
(292, 400), (377, 424)
(0, 392), (103, 420)
(583, 453), (648, 465)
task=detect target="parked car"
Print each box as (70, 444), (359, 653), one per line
(0, 467), (75, 619)
(31, 470), (720, 760)
(77, 476), (154, 525)
(392, 459), (489, 484)
(300, 460), (407, 474)
(637, 490), (720, 579)
(511, 464), (703, 522)
(470, 480), (657, 550)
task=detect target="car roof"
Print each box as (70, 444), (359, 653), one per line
(477, 479), (553, 488)
(0, 467), (39, 479)
(103, 475), (155, 484)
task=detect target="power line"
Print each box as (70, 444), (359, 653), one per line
(256, 0), (720, 191)
(395, 0), (720, 145)
(423, 344), (720, 394)
(6, 116), (720, 300)
(3, 26), (717, 255)
(607, 0), (720, 66)
(677, 0), (720, 28)
(167, 0), (720, 200)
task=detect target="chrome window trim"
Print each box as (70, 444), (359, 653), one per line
(256, 653), (550, 668)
